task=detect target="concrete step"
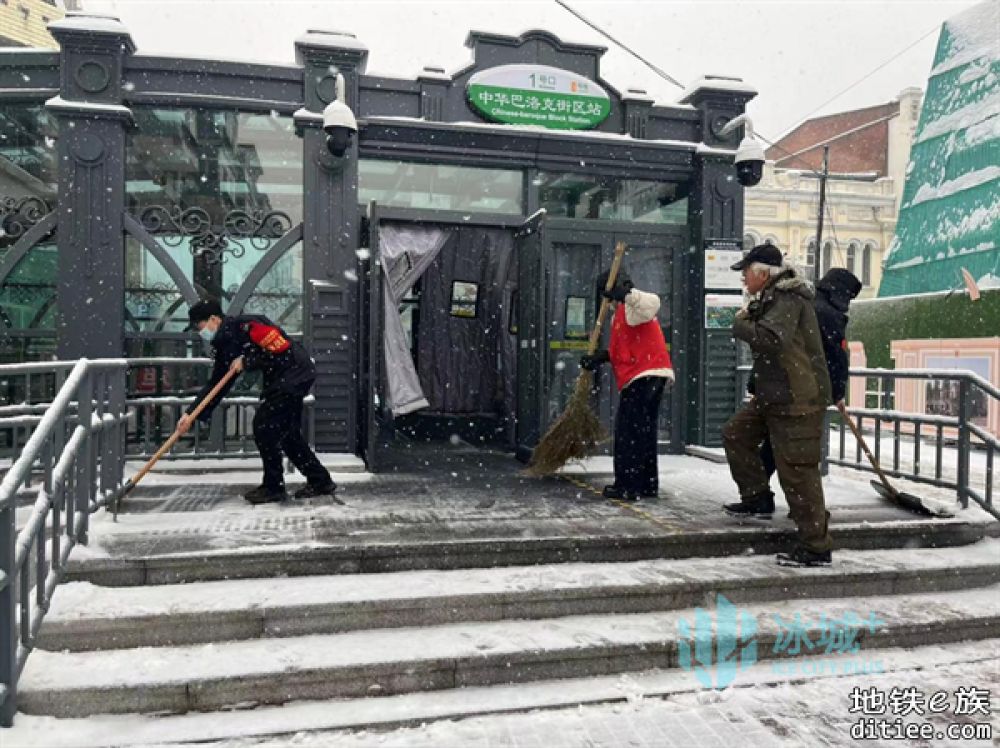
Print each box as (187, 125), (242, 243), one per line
(9, 639), (997, 748)
(38, 541), (1000, 651)
(64, 515), (992, 586)
(19, 582), (1000, 718)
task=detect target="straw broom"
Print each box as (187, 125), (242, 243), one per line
(527, 241), (627, 476)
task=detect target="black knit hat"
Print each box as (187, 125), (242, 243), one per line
(187, 298), (224, 328)
(817, 268), (863, 299)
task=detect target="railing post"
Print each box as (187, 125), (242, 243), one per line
(0, 498), (16, 726)
(957, 376), (972, 509)
(77, 371), (94, 545)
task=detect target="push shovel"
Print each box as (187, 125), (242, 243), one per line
(836, 401), (953, 518)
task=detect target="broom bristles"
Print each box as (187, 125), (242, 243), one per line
(526, 370), (607, 476)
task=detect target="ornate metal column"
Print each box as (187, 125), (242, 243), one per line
(46, 14), (134, 360)
(294, 30), (368, 452)
(681, 80), (756, 445)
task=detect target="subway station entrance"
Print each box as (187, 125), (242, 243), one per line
(360, 204), (688, 471)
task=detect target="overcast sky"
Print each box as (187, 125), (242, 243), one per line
(87, 0), (981, 139)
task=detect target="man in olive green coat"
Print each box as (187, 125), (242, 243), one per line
(722, 244), (834, 567)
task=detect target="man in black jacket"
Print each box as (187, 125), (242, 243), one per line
(757, 267), (862, 481)
(178, 299), (336, 504)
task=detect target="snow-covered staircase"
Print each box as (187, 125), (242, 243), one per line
(17, 533), (1000, 734)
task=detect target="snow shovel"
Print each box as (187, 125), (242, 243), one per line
(117, 362), (241, 506)
(526, 241), (627, 476)
(836, 401), (953, 518)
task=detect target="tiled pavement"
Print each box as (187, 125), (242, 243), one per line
(198, 655), (998, 747)
(86, 441), (988, 559)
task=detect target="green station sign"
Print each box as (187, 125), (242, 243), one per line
(467, 64), (611, 130)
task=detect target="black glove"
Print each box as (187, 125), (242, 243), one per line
(602, 280), (634, 303)
(580, 350), (610, 371)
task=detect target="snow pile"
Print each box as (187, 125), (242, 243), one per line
(909, 165), (1000, 206)
(930, 0), (1000, 77)
(914, 90), (1000, 143)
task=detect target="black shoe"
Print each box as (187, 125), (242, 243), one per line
(724, 491), (775, 519)
(243, 485), (288, 505)
(293, 481), (338, 499)
(603, 484), (640, 502)
(776, 546), (833, 567)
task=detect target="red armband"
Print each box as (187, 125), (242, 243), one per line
(247, 322), (291, 354)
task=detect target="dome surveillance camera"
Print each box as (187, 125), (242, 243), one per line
(734, 135), (765, 187)
(322, 99), (358, 157)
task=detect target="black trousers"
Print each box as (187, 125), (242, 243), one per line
(613, 376), (666, 495)
(254, 386), (332, 492)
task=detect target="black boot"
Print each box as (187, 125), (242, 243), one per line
(293, 481), (338, 499)
(243, 485), (288, 505)
(603, 484), (640, 502)
(723, 491), (775, 519)
(776, 546), (833, 567)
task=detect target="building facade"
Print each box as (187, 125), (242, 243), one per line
(0, 13), (758, 466)
(0, 0), (65, 48)
(745, 88), (922, 296)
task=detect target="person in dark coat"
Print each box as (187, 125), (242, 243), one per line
(178, 299), (336, 504)
(721, 245), (834, 567)
(580, 269), (674, 502)
(759, 268), (863, 478)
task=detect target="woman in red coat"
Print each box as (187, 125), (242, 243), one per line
(580, 270), (674, 502)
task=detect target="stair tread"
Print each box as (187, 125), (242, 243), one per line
(46, 540), (1000, 624)
(21, 581), (1000, 693)
(10, 639), (998, 748)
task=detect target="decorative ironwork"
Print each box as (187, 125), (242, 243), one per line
(137, 206), (293, 265)
(125, 282), (179, 310)
(243, 287), (302, 321)
(0, 196), (52, 244)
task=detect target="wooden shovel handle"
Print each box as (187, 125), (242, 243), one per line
(587, 241), (627, 356)
(128, 363), (241, 488)
(837, 401), (895, 495)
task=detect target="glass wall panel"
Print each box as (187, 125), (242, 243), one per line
(126, 107), (302, 304)
(0, 241), (57, 331)
(534, 172), (687, 224)
(0, 103), (58, 215)
(125, 237), (187, 333)
(359, 160), (522, 214)
(242, 241), (304, 334)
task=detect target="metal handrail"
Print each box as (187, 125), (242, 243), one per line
(734, 364), (998, 519)
(1, 358), (130, 726)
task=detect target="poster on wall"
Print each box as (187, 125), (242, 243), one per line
(704, 293), (744, 329)
(704, 238), (744, 290)
(923, 355), (991, 426)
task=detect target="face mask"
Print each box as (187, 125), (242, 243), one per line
(199, 326), (216, 343)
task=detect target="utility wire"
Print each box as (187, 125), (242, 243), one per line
(553, 0), (685, 90)
(772, 24), (940, 139)
(552, 0), (937, 181)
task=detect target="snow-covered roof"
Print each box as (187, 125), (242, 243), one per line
(678, 76), (758, 104)
(930, 0), (1000, 77)
(48, 13), (131, 38)
(295, 29), (369, 54)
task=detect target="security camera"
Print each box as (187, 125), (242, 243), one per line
(718, 113), (766, 188)
(734, 135), (765, 187)
(322, 99), (357, 158)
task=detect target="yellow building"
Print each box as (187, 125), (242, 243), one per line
(0, 0), (70, 48)
(744, 164), (898, 298)
(745, 88), (922, 298)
